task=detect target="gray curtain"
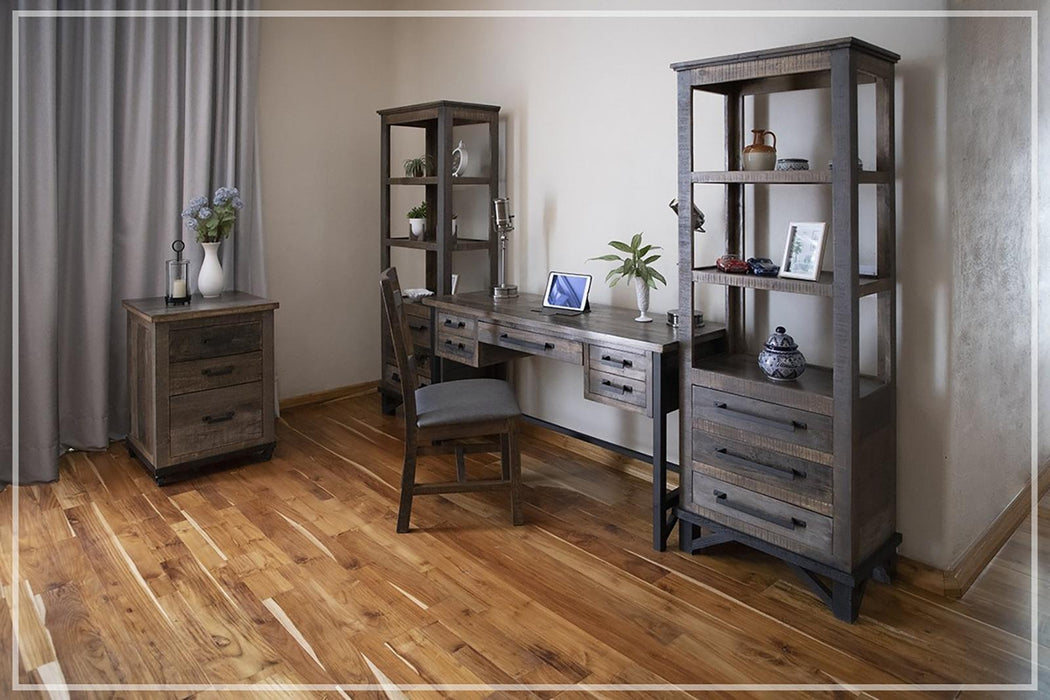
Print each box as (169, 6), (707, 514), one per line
(6, 1), (265, 484)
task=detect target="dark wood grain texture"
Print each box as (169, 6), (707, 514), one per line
(123, 293), (279, 484)
(673, 38), (899, 622)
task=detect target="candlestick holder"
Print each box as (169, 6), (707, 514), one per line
(165, 240), (191, 306)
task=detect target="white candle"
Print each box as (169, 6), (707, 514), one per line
(172, 279), (187, 298)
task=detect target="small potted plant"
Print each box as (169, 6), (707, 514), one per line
(403, 154), (433, 178)
(589, 232), (666, 322)
(407, 201), (427, 239)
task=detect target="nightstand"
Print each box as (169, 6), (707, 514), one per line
(122, 292), (279, 484)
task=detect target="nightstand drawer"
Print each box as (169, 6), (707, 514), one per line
(169, 320), (262, 362)
(436, 312), (477, 339)
(169, 381), (264, 457)
(169, 351), (263, 396)
(691, 432), (832, 516)
(478, 322), (583, 364)
(585, 368), (647, 414)
(692, 385), (832, 463)
(690, 472), (832, 557)
(587, 344), (647, 381)
(435, 331), (478, 366)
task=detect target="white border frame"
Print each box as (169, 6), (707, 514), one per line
(8, 6), (1040, 696)
(542, 271), (592, 312)
(779, 221), (828, 281)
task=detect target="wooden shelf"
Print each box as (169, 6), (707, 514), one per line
(691, 353), (885, 416)
(692, 267), (892, 297)
(690, 170), (891, 185)
(384, 237), (490, 252)
(388, 176), (492, 186)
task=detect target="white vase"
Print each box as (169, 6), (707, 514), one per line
(409, 218), (426, 239)
(198, 241), (224, 298)
(634, 277), (652, 323)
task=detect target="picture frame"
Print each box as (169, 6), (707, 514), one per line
(779, 222), (828, 281)
(450, 273), (459, 295)
(542, 271), (592, 312)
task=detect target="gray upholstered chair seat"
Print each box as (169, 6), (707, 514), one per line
(415, 378), (521, 429)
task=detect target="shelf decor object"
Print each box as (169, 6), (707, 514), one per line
(492, 197), (518, 298)
(672, 37), (901, 622)
(377, 100), (502, 413)
(165, 240), (191, 306)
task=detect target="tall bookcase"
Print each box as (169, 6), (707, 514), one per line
(672, 38), (900, 622)
(377, 101), (501, 413)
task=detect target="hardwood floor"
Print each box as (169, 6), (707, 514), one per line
(0, 391), (1045, 698)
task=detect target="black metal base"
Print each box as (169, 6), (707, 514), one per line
(127, 440), (276, 485)
(165, 295), (191, 306)
(677, 508), (901, 623)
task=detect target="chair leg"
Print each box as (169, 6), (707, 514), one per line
(507, 421), (523, 526)
(396, 444), (418, 533)
(500, 433), (511, 481)
(455, 445), (467, 483)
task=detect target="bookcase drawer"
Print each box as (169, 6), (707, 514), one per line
(691, 431), (832, 516)
(690, 472), (832, 557)
(692, 385), (832, 462)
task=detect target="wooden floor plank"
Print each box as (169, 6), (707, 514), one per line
(0, 391), (1044, 697)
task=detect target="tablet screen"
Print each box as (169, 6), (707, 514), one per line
(543, 272), (592, 312)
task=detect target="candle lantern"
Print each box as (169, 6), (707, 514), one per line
(165, 240), (191, 306)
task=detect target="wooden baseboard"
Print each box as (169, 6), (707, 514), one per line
(279, 380), (379, 411)
(942, 458), (1050, 598)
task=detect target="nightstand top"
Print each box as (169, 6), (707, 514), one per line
(122, 291), (278, 323)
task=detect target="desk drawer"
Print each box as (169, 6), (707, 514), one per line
(690, 472), (832, 557)
(169, 351), (263, 396)
(587, 344), (647, 381)
(404, 306), (433, 347)
(169, 381), (264, 457)
(692, 431), (832, 516)
(383, 363), (430, 390)
(692, 385), (832, 463)
(478, 322), (583, 364)
(585, 368), (648, 414)
(169, 320), (262, 362)
(435, 331), (478, 366)
(436, 312), (477, 339)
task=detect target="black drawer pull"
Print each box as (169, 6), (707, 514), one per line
(443, 319), (467, 328)
(600, 379), (633, 394)
(499, 334), (554, 353)
(444, 339), (466, 351)
(202, 411), (235, 425)
(201, 365), (235, 377)
(391, 372), (400, 383)
(713, 402), (805, 432)
(409, 323), (429, 332)
(599, 354), (633, 370)
(713, 490), (805, 531)
(714, 447), (803, 481)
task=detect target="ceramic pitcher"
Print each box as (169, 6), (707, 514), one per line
(743, 129), (777, 171)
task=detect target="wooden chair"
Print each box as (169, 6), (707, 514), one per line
(379, 267), (524, 533)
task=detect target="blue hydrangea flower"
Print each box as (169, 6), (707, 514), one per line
(183, 217), (199, 230)
(232, 197), (243, 210)
(198, 207), (212, 220)
(213, 187), (230, 205)
(190, 196), (207, 209)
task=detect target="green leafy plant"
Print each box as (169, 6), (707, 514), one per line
(407, 201), (427, 219)
(589, 232), (667, 289)
(403, 154), (433, 177)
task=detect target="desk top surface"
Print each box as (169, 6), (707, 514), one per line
(424, 291), (680, 353)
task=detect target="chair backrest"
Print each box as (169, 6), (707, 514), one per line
(379, 267), (418, 426)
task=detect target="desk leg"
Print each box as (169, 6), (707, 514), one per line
(651, 352), (676, 551)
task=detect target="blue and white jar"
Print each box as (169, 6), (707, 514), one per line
(758, 326), (806, 382)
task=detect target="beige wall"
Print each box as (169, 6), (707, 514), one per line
(256, 3), (1043, 570)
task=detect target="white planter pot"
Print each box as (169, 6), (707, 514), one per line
(408, 218), (426, 239)
(634, 277), (652, 323)
(198, 241), (224, 298)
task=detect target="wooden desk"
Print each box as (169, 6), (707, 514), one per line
(424, 291), (689, 550)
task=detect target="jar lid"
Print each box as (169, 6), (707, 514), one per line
(764, 326), (798, 351)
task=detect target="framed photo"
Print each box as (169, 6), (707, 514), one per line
(780, 222), (828, 281)
(542, 271), (592, 312)
(450, 273), (459, 295)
